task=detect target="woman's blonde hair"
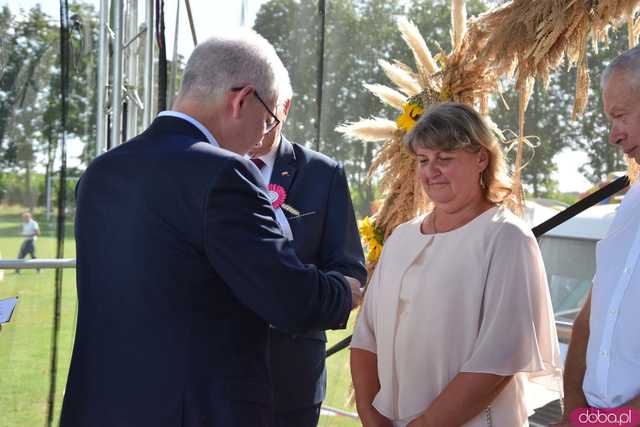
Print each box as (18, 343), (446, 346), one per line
(403, 102), (514, 206)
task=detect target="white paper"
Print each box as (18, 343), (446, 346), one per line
(0, 296), (18, 323)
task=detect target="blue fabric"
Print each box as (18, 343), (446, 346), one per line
(18, 238), (36, 259)
(60, 116), (352, 427)
(273, 403), (322, 427)
(268, 138), (367, 414)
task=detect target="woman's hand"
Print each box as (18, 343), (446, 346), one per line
(359, 408), (393, 427)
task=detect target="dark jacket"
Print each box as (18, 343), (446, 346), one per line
(60, 116), (353, 427)
(268, 137), (366, 412)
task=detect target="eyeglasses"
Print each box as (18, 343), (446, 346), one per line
(231, 87), (280, 134)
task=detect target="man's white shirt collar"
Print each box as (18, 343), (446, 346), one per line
(158, 111), (219, 147)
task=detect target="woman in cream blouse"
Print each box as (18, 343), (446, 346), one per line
(350, 102), (562, 427)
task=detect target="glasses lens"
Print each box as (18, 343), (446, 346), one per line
(253, 91), (279, 134)
(265, 120), (277, 134)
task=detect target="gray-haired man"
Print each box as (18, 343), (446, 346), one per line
(556, 46), (640, 425)
(61, 29), (361, 427)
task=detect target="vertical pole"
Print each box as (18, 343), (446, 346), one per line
(126, 0), (139, 138)
(110, 0), (125, 146)
(168, 0), (180, 108)
(46, 1), (69, 425)
(315, 0), (326, 152)
(96, 0), (109, 153)
(143, 0), (154, 127)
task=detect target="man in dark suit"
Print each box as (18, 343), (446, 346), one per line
(60, 30), (362, 427)
(250, 82), (367, 426)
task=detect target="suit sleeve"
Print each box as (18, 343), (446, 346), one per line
(204, 156), (352, 331)
(318, 164), (368, 286)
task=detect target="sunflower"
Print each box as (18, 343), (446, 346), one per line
(359, 216), (385, 263)
(395, 102), (424, 132)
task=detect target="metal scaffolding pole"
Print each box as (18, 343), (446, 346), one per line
(126, 0), (139, 139)
(96, 0), (109, 154)
(167, 0), (180, 108)
(110, 0), (124, 147)
(143, 0), (154, 127)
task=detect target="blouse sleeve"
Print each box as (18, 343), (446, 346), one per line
(350, 253), (384, 354)
(461, 222), (562, 382)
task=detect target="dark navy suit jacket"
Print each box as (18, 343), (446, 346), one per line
(59, 116), (353, 427)
(268, 137), (367, 412)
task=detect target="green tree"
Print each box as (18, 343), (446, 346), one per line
(572, 28), (629, 184)
(0, 5), (58, 207)
(0, 3), (98, 208)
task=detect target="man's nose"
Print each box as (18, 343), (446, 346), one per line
(609, 128), (624, 146)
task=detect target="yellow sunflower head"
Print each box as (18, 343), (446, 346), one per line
(359, 216), (385, 264)
(396, 102), (424, 133)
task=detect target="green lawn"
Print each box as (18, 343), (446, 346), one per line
(0, 205), (361, 426)
(0, 207), (77, 427)
(320, 322), (361, 427)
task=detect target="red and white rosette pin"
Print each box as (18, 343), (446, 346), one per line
(267, 183), (287, 209)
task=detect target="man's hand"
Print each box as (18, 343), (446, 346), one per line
(345, 276), (363, 309)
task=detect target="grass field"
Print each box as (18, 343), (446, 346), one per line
(0, 205), (361, 426)
(0, 206), (77, 427)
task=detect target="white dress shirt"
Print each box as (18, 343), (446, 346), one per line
(254, 148), (277, 184)
(254, 148), (293, 240)
(584, 181), (640, 408)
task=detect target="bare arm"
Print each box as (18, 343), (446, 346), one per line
(561, 291), (591, 419)
(408, 372), (512, 427)
(350, 348), (392, 427)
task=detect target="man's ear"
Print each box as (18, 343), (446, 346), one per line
(281, 98), (292, 118)
(229, 86), (253, 119)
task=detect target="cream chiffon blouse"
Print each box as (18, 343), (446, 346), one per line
(351, 206), (562, 426)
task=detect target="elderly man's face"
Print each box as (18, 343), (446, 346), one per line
(603, 70), (640, 164)
(250, 114), (283, 158)
(249, 99), (290, 158)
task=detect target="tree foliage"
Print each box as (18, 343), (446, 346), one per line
(0, 3), (98, 207)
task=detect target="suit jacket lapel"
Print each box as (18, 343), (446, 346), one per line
(270, 136), (298, 195)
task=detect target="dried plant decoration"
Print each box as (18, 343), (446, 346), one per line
(362, 83), (406, 111)
(338, 0), (640, 273)
(336, 119), (399, 143)
(378, 59), (422, 97)
(396, 16), (440, 81)
(452, 0), (467, 52)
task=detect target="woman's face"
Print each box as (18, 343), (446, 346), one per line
(415, 146), (488, 211)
